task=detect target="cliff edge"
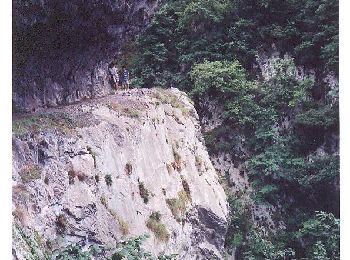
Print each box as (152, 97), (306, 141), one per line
(12, 88), (228, 259)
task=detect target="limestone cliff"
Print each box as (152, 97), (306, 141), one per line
(12, 88), (228, 259)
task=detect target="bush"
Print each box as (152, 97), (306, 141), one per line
(108, 102), (141, 118)
(295, 105), (338, 129)
(117, 216), (130, 236)
(166, 190), (189, 222)
(105, 175), (112, 186)
(145, 212), (170, 242)
(53, 244), (101, 260)
(56, 214), (67, 234)
(52, 235), (177, 260)
(297, 211), (340, 259)
(172, 147), (182, 171)
(111, 234), (152, 260)
(100, 196), (108, 208)
(190, 60), (253, 96)
(125, 162), (133, 176)
(180, 176), (191, 199)
(138, 181), (150, 204)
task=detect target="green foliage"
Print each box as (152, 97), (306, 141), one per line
(298, 155), (339, 187)
(131, 0), (338, 90)
(225, 195), (296, 259)
(297, 211), (340, 259)
(166, 190), (189, 222)
(311, 241), (330, 260)
(194, 57), (338, 258)
(203, 125), (244, 157)
(190, 60), (262, 128)
(259, 57), (313, 112)
(242, 230), (295, 260)
(248, 144), (304, 181)
(12, 113), (77, 136)
(138, 181), (150, 204)
(105, 174), (113, 186)
(225, 194), (253, 251)
(145, 212), (170, 242)
(52, 235), (177, 260)
(295, 105), (338, 129)
(53, 244), (101, 260)
(293, 0), (339, 71)
(179, 0), (229, 28)
(190, 60), (253, 96)
(128, 0), (339, 258)
(111, 234), (153, 260)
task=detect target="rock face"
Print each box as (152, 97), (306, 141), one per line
(13, 0), (158, 111)
(12, 88), (228, 259)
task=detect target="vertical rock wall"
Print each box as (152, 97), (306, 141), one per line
(13, 0), (158, 111)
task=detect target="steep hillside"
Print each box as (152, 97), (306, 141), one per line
(12, 88), (228, 259)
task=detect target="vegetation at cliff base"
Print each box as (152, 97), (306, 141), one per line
(52, 234), (177, 260)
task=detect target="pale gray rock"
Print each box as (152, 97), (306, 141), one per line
(12, 88), (229, 259)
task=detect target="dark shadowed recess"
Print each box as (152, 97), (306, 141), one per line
(13, 0), (157, 111)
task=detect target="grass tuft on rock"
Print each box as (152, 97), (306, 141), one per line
(152, 89), (189, 116)
(108, 102), (141, 118)
(19, 164), (41, 183)
(166, 190), (190, 222)
(12, 113), (77, 136)
(117, 216), (130, 236)
(138, 181), (150, 204)
(146, 212), (169, 242)
(125, 162), (133, 176)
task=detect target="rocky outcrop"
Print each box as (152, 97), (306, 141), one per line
(13, 0), (158, 111)
(12, 88), (228, 259)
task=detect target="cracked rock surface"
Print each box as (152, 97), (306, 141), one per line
(12, 88), (228, 259)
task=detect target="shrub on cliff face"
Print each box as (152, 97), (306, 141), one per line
(116, 216), (130, 236)
(56, 214), (67, 234)
(138, 181), (150, 204)
(125, 162), (133, 176)
(145, 212), (170, 242)
(166, 190), (190, 222)
(105, 174), (112, 186)
(53, 244), (100, 260)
